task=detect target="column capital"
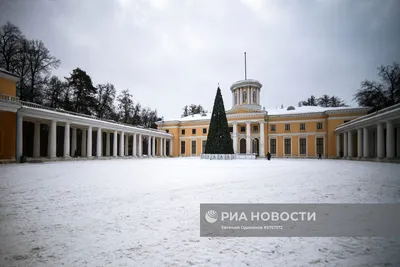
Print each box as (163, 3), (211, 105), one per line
(232, 122), (238, 125)
(245, 121), (251, 125)
(259, 120), (265, 125)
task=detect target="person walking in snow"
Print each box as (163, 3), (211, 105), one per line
(267, 152), (271, 161)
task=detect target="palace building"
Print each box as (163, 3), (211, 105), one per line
(1, 67), (400, 162)
(157, 78), (384, 159)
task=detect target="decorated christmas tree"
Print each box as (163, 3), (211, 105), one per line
(205, 87), (234, 154)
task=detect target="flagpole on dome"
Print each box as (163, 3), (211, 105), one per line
(244, 52), (247, 80)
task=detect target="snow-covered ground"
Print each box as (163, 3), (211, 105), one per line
(1, 158), (400, 267)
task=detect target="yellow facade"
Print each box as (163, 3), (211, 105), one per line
(158, 79), (370, 158)
(0, 71), (19, 160)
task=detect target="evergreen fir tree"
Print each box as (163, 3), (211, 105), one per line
(205, 87), (234, 154)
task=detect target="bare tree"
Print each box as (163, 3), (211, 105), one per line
(354, 62), (400, 112)
(0, 22), (23, 72)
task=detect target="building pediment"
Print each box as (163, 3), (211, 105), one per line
(226, 105), (264, 115)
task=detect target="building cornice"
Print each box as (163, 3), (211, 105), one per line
(230, 79), (262, 91)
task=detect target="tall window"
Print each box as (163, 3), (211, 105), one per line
(299, 138), (307, 155)
(191, 140), (196, 155)
(270, 125), (276, 132)
(181, 129), (185, 135)
(192, 129), (196, 134)
(253, 90), (257, 103)
(285, 124), (290, 131)
(229, 127), (233, 133)
(316, 137), (324, 155)
(300, 123), (305, 131)
(284, 138), (291, 155)
(203, 128), (207, 134)
(180, 141), (185, 155)
(317, 122), (323, 130)
(253, 125), (259, 132)
(202, 140), (206, 153)
(240, 126), (246, 132)
(270, 139), (277, 154)
(243, 91), (247, 103)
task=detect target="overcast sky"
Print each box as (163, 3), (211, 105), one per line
(1, 0), (399, 119)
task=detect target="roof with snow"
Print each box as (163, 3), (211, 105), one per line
(162, 105), (370, 123)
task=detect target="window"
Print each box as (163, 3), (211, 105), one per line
(191, 140), (196, 155)
(192, 129), (196, 134)
(317, 122), (323, 130)
(284, 138), (291, 155)
(240, 126), (246, 132)
(202, 140), (206, 153)
(285, 124), (290, 131)
(270, 139), (277, 154)
(316, 137), (324, 155)
(252, 90), (257, 103)
(243, 90), (247, 103)
(270, 125), (276, 132)
(234, 92), (237, 104)
(166, 129), (169, 133)
(229, 127), (233, 133)
(181, 129), (185, 135)
(203, 128), (207, 134)
(253, 125), (259, 132)
(300, 123), (305, 131)
(299, 138), (307, 155)
(180, 141), (185, 154)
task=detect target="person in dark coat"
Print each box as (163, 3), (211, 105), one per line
(267, 152), (271, 161)
(318, 153), (322, 160)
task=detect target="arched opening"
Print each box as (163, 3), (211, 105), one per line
(240, 139), (246, 154)
(252, 138), (259, 155)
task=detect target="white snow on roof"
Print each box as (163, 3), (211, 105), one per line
(165, 106), (362, 122)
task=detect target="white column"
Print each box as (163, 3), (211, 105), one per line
(147, 136), (151, 156)
(377, 123), (385, 159)
(33, 122), (41, 158)
(257, 90), (260, 105)
(96, 128), (102, 157)
(133, 133), (137, 157)
(152, 136), (156, 156)
(49, 120), (57, 158)
(247, 88), (250, 104)
(119, 131), (125, 157)
(170, 139), (173, 156)
(232, 122), (238, 154)
(386, 121), (394, 159)
(336, 134), (340, 157)
(138, 134), (142, 156)
(246, 122), (251, 154)
(87, 126), (92, 157)
(82, 129), (87, 157)
(357, 128), (363, 159)
(17, 114), (23, 160)
(232, 91), (234, 106)
(343, 132), (348, 157)
(236, 90), (239, 105)
(348, 131), (353, 158)
(106, 132), (110, 156)
(64, 122), (70, 158)
(259, 121), (265, 157)
(163, 138), (167, 156)
(113, 131), (118, 157)
(363, 127), (369, 158)
(71, 128), (77, 157)
(160, 138), (163, 157)
(397, 128), (400, 158)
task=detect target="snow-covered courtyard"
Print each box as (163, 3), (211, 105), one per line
(1, 158), (400, 266)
